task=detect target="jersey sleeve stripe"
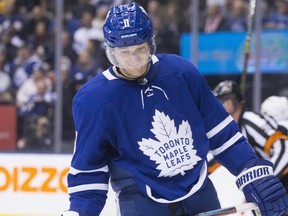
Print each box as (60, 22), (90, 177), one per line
(206, 115), (233, 139)
(210, 132), (243, 156)
(69, 166), (109, 175)
(68, 183), (108, 194)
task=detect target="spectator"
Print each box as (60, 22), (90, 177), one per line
(0, 0), (25, 37)
(26, 115), (53, 151)
(16, 64), (52, 113)
(59, 56), (75, 141)
(226, 0), (247, 32)
(263, 0), (288, 30)
(206, 0), (226, 11)
(17, 115), (53, 151)
(65, 0), (95, 37)
(25, 79), (54, 117)
(91, 1), (108, 32)
(147, 0), (162, 21)
(202, 4), (229, 33)
(47, 31), (78, 67)
(61, 31), (78, 63)
(21, 5), (51, 40)
(0, 70), (14, 104)
(71, 0), (95, 20)
(0, 28), (19, 62)
(153, 16), (180, 54)
(0, 52), (11, 76)
(0, 52), (15, 104)
(72, 10), (102, 54)
(14, 0), (52, 15)
(17, 78), (55, 151)
(70, 49), (99, 82)
(86, 39), (110, 72)
(147, 1), (180, 54)
(27, 20), (52, 62)
(10, 43), (42, 89)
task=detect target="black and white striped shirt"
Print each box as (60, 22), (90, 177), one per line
(240, 111), (288, 179)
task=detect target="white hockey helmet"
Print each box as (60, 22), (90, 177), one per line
(260, 96), (288, 121)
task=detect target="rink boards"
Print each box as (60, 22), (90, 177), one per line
(0, 153), (251, 216)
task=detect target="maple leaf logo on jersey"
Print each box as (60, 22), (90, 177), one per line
(138, 110), (201, 177)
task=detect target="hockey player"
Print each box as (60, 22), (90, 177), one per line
(213, 80), (288, 190)
(62, 2), (288, 216)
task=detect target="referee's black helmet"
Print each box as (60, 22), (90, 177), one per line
(213, 80), (244, 103)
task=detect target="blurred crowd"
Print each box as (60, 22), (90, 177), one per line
(0, 0), (287, 151)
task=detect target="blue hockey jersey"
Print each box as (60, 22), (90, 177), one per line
(68, 54), (257, 215)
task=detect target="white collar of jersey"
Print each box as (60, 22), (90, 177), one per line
(103, 55), (159, 81)
(151, 54), (159, 64)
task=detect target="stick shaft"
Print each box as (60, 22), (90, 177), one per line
(194, 202), (259, 216)
(240, 0), (257, 95)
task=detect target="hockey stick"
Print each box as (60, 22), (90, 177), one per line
(194, 202), (260, 216)
(240, 0), (257, 96)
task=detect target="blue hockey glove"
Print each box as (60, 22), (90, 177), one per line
(236, 159), (288, 216)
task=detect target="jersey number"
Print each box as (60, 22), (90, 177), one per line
(123, 19), (130, 28)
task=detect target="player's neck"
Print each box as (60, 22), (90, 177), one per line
(232, 105), (243, 123)
(113, 63), (150, 81)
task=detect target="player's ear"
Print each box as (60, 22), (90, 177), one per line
(222, 99), (235, 114)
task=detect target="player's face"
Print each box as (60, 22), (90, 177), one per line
(221, 99), (238, 119)
(113, 43), (150, 78)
